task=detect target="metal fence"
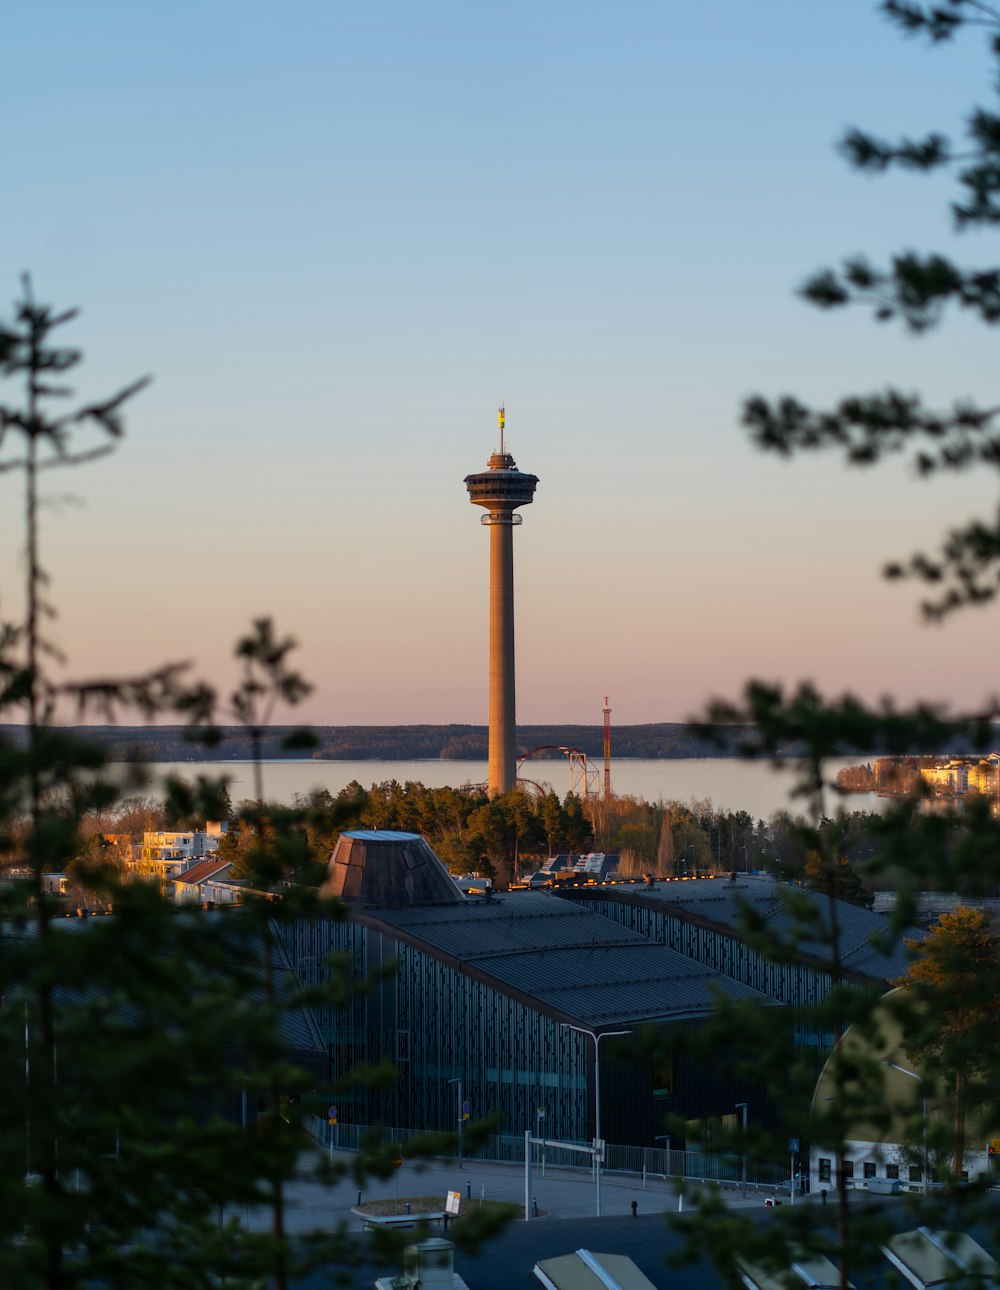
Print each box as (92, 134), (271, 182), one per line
(303, 1114), (786, 1190)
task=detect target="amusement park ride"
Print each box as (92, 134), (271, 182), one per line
(516, 697), (613, 799)
(516, 745), (601, 798)
(462, 699), (613, 800)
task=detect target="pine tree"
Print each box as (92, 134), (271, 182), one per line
(673, 5), (1000, 1287)
(0, 280), (406, 1288)
(893, 907), (1000, 1177)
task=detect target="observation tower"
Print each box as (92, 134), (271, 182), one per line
(464, 406), (538, 796)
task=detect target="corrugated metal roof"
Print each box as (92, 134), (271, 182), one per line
(566, 878), (921, 984)
(361, 892), (774, 1027)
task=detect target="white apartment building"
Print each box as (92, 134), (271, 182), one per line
(140, 821), (228, 879)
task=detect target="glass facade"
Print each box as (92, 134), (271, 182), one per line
(276, 912), (589, 1141)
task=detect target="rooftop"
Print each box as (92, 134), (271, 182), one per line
(557, 876), (922, 984)
(357, 891), (774, 1028)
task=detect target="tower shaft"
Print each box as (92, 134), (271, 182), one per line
(488, 516), (517, 794)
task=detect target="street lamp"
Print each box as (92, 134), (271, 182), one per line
(735, 1102), (748, 1199)
(563, 1024), (632, 1216)
(448, 1077), (463, 1167)
(883, 1060), (928, 1192)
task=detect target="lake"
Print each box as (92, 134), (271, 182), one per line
(139, 756), (880, 822)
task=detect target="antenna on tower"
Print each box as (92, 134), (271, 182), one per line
(498, 367), (505, 455)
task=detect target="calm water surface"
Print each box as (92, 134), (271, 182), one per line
(141, 757), (881, 822)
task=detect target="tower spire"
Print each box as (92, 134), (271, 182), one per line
(498, 402), (505, 457)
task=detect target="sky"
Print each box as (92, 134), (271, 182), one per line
(3, 1), (999, 727)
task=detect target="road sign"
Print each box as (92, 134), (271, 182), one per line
(328, 1104), (338, 1125)
(788, 1138), (799, 1153)
(462, 1100), (470, 1121)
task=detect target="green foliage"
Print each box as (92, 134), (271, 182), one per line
(892, 908), (1000, 1174)
(742, 0), (1000, 620)
(673, 5), (1000, 1286)
(0, 281), (465, 1289)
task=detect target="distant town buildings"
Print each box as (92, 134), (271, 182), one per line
(838, 754), (1000, 800)
(919, 754), (1000, 797)
(97, 820), (233, 895)
(142, 820), (228, 862)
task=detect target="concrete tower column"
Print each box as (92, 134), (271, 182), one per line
(465, 408), (538, 796)
(488, 510), (516, 793)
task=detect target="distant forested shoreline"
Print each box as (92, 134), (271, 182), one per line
(0, 722), (752, 762)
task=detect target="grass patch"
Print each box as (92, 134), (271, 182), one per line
(356, 1196), (533, 1222)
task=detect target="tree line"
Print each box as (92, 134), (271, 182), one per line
(0, 720), (775, 763)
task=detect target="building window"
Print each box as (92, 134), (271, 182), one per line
(818, 1159), (832, 1183)
(840, 1160), (854, 1181)
(886, 1164), (899, 1180)
(863, 1162), (876, 1179)
(651, 1051), (672, 1098)
(909, 1165), (922, 1182)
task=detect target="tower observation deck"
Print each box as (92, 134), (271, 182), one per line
(464, 407), (538, 796)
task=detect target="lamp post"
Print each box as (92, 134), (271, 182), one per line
(563, 1024), (632, 1216)
(448, 1077), (463, 1167)
(884, 1060), (928, 1192)
(735, 1102), (748, 1199)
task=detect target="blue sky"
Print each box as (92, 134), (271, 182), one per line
(3, 2), (998, 725)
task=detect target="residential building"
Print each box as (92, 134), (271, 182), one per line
(140, 822), (229, 879)
(173, 857), (234, 904)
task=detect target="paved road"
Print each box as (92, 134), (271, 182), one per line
(231, 1145), (783, 1234)
(224, 1144), (803, 1287)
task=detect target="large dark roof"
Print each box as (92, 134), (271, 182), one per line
(556, 876), (922, 984)
(355, 891), (773, 1029)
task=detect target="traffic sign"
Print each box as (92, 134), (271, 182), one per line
(462, 1100), (470, 1121)
(328, 1104), (338, 1125)
(788, 1138), (799, 1153)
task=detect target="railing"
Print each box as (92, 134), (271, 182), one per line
(302, 1115), (786, 1189)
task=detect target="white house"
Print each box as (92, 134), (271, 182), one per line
(808, 989), (995, 1194)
